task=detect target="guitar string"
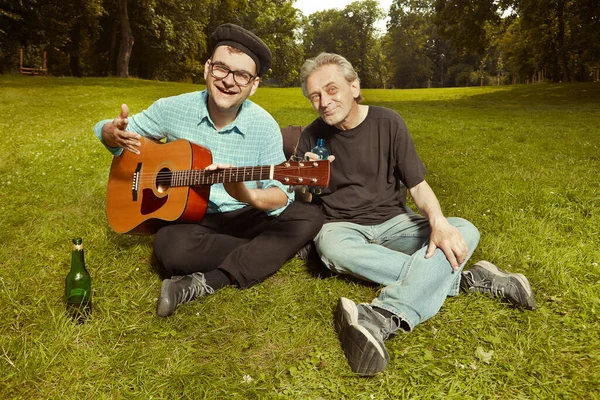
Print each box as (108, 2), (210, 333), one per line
(134, 173), (328, 186)
(135, 166), (271, 185)
(132, 165), (327, 186)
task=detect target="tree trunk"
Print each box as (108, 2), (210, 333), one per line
(69, 23), (82, 77)
(116, 0), (134, 78)
(109, 21), (118, 75)
(556, 0), (570, 82)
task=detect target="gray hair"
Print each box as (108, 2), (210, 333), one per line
(300, 52), (363, 103)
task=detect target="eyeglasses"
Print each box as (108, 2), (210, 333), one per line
(208, 61), (256, 87)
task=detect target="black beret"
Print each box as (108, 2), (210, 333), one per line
(209, 23), (272, 77)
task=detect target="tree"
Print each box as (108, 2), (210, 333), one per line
(385, 0), (453, 88)
(0, 0), (104, 76)
(344, 0), (385, 86)
(0, 0), (35, 72)
(433, 0), (502, 56)
(303, 0), (385, 87)
(239, 0), (304, 85)
(516, 0), (600, 82)
(126, 0), (209, 81)
(116, 0), (133, 78)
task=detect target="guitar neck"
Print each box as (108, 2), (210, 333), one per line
(169, 165), (275, 187)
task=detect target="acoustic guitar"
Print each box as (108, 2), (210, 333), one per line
(106, 137), (330, 235)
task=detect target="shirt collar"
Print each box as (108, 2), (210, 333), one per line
(197, 90), (250, 136)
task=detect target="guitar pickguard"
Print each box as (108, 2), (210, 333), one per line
(141, 188), (168, 215)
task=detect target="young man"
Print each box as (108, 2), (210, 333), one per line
(296, 52), (536, 376)
(94, 24), (323, 318)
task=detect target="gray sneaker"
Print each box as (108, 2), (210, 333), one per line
(461, 260), (536, 310)
(334, 297), (399, 376)
(156, 272), (214, 317)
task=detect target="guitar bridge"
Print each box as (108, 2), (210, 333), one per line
(132, 162), (141, 201)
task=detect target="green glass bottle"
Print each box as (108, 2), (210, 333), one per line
(65, 238), (92, 323)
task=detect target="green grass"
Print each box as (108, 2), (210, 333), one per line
(1, 74), (599, 399)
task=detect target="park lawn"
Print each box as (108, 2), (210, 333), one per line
(0, 74), (599, 399)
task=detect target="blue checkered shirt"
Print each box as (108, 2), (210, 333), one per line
(94, 90), (293, 216)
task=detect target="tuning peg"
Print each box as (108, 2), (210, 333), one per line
(287, 186), (294, 193)
(300, 186), (307, 194)
(313, 187), (322, 195)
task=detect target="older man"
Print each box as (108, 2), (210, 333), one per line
(296, 52), (535, 376)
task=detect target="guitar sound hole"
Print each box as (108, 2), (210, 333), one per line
(156, 168), (172, 193)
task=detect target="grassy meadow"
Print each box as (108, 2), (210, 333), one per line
(0, 74), (599, 399)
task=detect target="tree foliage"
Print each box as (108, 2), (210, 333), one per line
(433, 0), (502, 56)
(302, 0), (385, 87)
(386, 1), (437, 88)
(1, 0), (598, 86)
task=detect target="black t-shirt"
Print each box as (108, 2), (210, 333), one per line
(296, 106), (427, 225)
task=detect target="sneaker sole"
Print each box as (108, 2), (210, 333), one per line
(335, 297), (389, 376)
(156, 279), (175, 318)
(473, 260), (537, 310)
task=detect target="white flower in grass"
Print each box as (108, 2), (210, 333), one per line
(242, 374), (253, 384)
(592, 262), (598, 267)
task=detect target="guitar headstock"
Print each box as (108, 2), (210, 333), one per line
(274, 160), (330, 187)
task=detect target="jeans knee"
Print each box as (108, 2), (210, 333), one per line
(314, 228), (352, 269)
(448, 217), (480, 249)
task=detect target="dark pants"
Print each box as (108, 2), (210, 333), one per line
(153, 202), (324, 288)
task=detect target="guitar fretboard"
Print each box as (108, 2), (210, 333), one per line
(168, 165), (274, 187)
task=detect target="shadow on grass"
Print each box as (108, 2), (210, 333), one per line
(363, 82), (600, 112)
(302, 249), (381, 288)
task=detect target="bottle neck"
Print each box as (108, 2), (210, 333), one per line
(71, 249), (86, 271)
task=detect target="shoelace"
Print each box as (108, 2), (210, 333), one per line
(359, 306), (400, 341)
(175, 274), (215, 304)
(469, 275), (506, 298)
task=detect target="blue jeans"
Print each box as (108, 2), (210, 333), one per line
(314, 214), (480, 331)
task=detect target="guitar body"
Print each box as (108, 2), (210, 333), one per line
(106, 138), (212, 235)
(106, 137), (330, 236)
